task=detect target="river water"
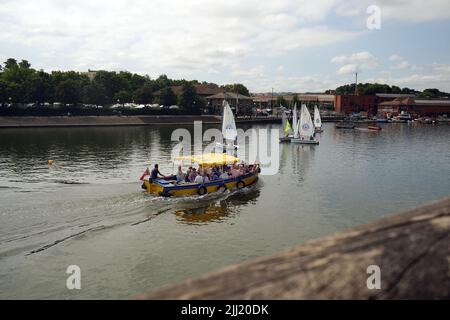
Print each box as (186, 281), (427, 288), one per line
(0, 122), (449, 299)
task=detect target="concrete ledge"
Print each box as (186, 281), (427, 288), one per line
(137, 197), (450, 299)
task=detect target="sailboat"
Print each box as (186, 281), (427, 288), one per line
(217, 100), (238, 154)
(314, 105), (323, 133)
(279, 106), (293, 142)
(291, 104), (319, 145)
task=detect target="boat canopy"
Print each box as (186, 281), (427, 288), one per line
(175, 153), (240, 166)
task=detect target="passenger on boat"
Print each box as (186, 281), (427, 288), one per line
(194, 172), (209, 184)
(211, 170), (220, 181)
(220, 170), (229, 180)
(231, 165), (241, 178)
(150, 164), (166, 180)
(176, 166), (185, 182)
(188, 168), (198, 182)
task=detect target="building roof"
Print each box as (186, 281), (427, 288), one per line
(206, 92), (253, 100)
(252, 94), (334, 103)
(414, 99), (450, 106)
(375, 93), (416, 98)
(379, 97), (450, 107)
(379, 98), (412, 107)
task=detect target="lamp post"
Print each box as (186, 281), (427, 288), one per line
(271, 88), (274, 112)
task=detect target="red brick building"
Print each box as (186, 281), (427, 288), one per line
(334, 93), (417, 115)
(334, 94), (378, 115)
(379, 98), (450, 117)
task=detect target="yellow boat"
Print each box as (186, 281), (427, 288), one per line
(141, 153), (260, 197)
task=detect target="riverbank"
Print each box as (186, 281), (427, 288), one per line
(0, 115), (284, 128)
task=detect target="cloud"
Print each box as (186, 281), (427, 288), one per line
(389, 54), (403, 62)
(335, 0), (450, 23)
(331, 51), (378, 74)
(0, 0), (359, 76)
(367, 64), (450, 92)
(392, 61), (411, 70)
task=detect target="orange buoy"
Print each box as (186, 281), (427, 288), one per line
(47, 160), (54, 166)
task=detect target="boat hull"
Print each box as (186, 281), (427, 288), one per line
(279, 136), (292, 142)
(336, 124), (355, 129)
(291, 138), (319, 145)
(143, 171), (259, 197)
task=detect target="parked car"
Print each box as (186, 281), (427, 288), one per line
(169, 105), (180, 110)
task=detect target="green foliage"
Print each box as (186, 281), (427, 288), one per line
(220, 83), (250, 96)
(113, 90), (132, 104)
(55, 79), (82, 105)
(332, 82), (450, 98)
(276, 96), (287, 108)
(133, 83), (153, 104)
(419, 88), (449, 98)
(159, 87), (177, 106)
(178, 83), (197, 109)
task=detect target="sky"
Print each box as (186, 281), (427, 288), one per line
(1, 0), (450, 93)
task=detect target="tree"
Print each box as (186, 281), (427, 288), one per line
(276, 96), (287, 108)
(420, 88), (449, 98)
(24, 71), (53, 103)
(153, 74), (172, 91)
(221, 83), (250, 96)
(178, 83), (196, 109)
(133, 84), (153, 104)
(55, 79), (81, 104)
(159, 87), (177, 106)
(113, 90), (132, 104)
(82, 82), (108, 105)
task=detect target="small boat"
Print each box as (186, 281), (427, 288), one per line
(314, 105), (323, 133)
(141, 101), (260, 197)
(417, 117), (433, 124)
(279, 106), (293, 142)
(141, 153), (260, 197)
(336, 122), (355, 129)
(368, 125), (382, 131)
(291, 104), (319, 145)
(392, 111), (412, 123)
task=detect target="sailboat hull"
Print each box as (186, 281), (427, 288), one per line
(291, 138), (319, 145)
(279, 136), (293, 142)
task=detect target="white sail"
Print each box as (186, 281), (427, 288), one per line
(292, 104), (299, 138)
(222, 100), (237, 141)
(299, 104), (314, 138)
(314, 105), (322, 129)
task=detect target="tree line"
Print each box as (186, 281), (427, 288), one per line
(328, 83), (449, 98)
(0, 58), (250, 115)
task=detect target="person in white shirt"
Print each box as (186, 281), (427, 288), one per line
(194, 174), (204, 184)
(220, 171), (228, 179)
